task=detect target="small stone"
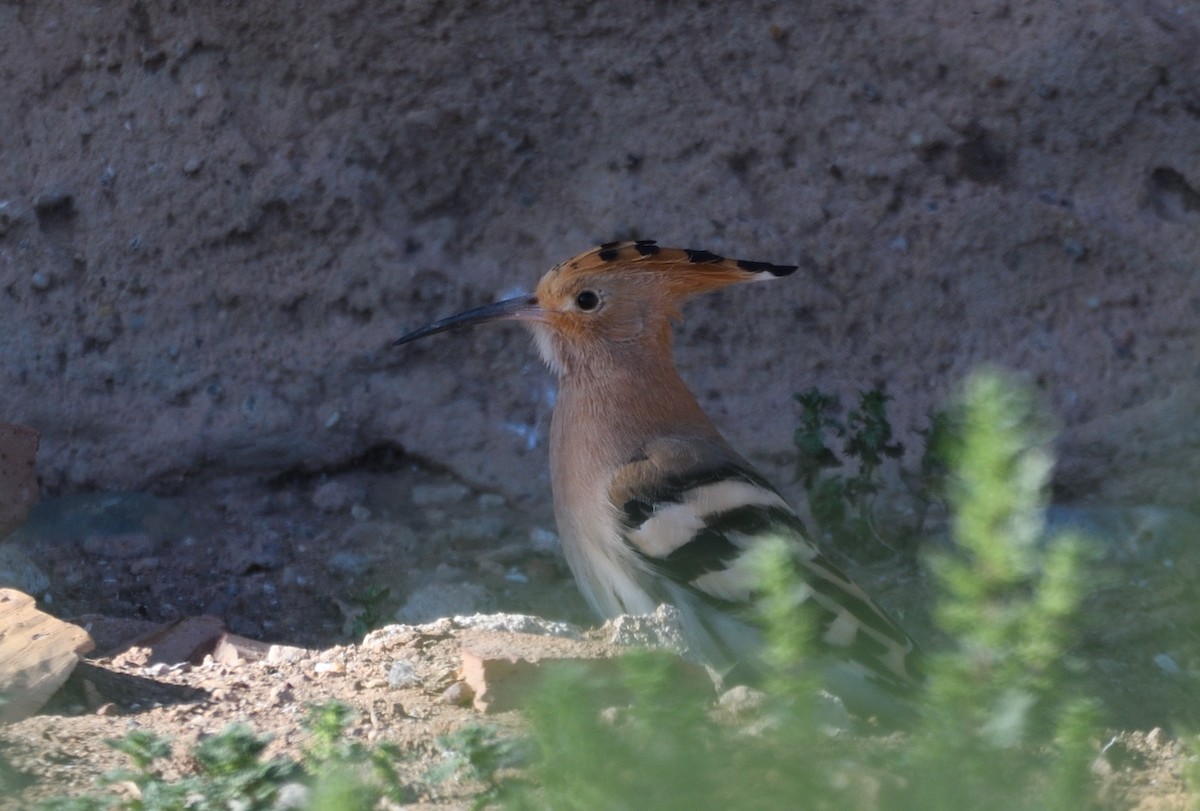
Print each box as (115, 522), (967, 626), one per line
(182, 157), (203, 175)
(30, 271), (51, 291)
(718, 685), (767, 717)
(411, 482), (470, 506)
(599, 706), (625, 727)
(458, 635), (640, 714)
(33, 187), (73, 215)
(441, 681), (474, 707)
(0, 590), (94, 722)
(606, 604), (689, 654)
(269, 683), (295, 705)
(1146, 727), (1164, 748)
(529, 527), (560, 554)
(266, 644), (307, 664)
(387, 659), (420, 688)
(350, 504), (371, 522)
(314, 660), (345, 675)
(1153, 653), (1181, 675)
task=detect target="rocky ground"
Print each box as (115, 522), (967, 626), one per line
(1, 459), (1198, 808)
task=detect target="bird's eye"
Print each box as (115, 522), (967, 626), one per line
(575, 290), (600, 311)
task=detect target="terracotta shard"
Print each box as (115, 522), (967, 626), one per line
(0, 424), (39, 540)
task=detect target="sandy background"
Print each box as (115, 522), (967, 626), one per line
(2, 1), (1199, 511)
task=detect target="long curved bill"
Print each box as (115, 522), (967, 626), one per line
(394, 295), (542, 346)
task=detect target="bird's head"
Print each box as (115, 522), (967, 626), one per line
(395, 240), (798, 374)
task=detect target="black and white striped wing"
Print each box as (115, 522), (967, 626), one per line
(609, 438), (920, 694)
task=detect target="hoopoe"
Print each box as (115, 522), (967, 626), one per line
(396, 240), (920, 719)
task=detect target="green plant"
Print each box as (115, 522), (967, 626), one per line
(345, 585), (392, 638)
(1186, 735), (1200, 811)
(422, 722), (530, 809)
(792, 386), (931, 556)
(893, 369), (1099, 810)
(37, 702), (408, 811)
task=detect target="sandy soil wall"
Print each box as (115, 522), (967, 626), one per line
(2, 1), (1198, 508)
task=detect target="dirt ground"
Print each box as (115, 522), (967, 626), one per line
(1, 461), (1198, 808)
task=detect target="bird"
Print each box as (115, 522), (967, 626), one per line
(395, 239), (920, 719)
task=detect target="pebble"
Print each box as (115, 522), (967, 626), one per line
(718, 685), (767, 717)
(31, 271), (51, 291)
(441, 681), (474, 707)
(529, 527), (560, 554)
(182, 157), (203, 175)
(387, 659), (420, 688)
(606, 604), (689, 653)
(33, 187), (72, 213)
(1152, 653), (1182, 676)
(266, 644), (307, 664)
